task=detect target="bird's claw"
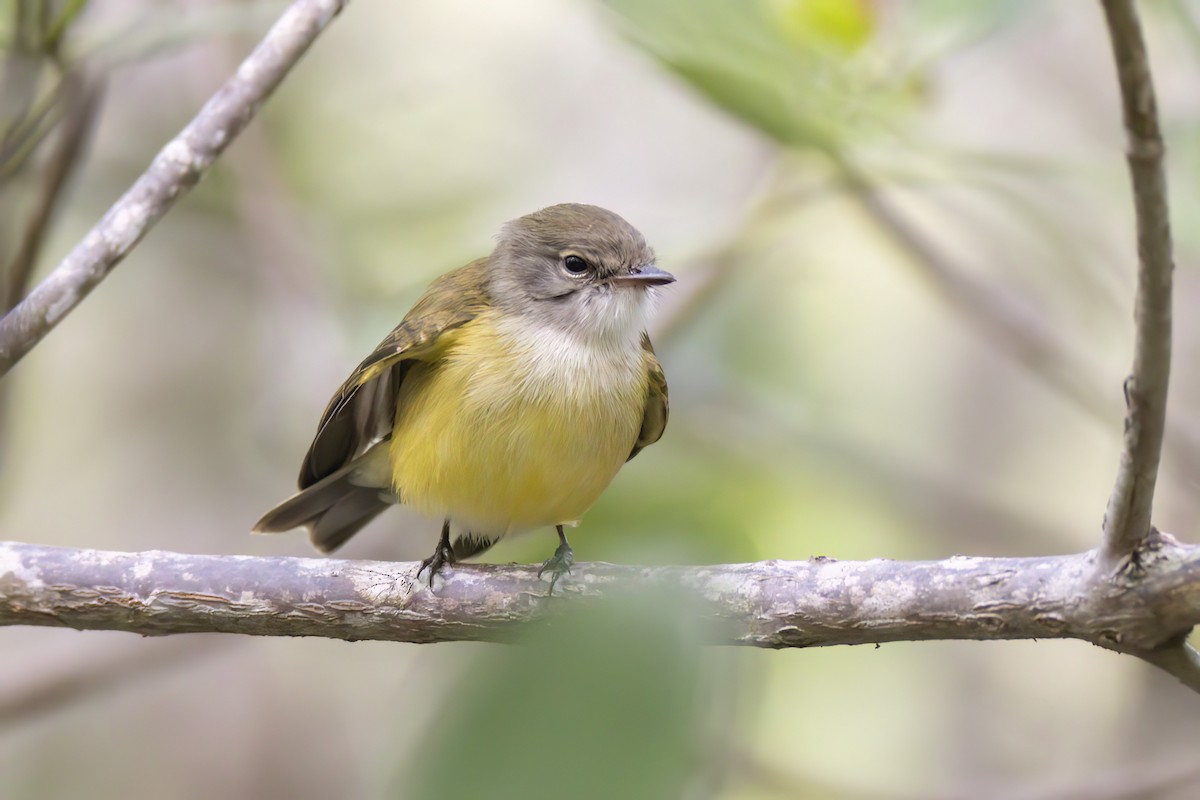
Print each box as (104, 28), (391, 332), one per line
(418, 540), (456, 589)
(538, 541), (575, 595)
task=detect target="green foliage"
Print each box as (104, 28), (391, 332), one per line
(608, 0), (1033, 159)
(606, 0), (911, 153)
(769, 0), (874, 52)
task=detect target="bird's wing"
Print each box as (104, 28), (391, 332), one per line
(297, 259), (491, 488)
(628, 333), (669, 461)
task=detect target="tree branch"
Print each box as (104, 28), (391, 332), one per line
(2, 538), (1199, 661)
(1099, 0), (1174, 562)
(0, 0), (350, 378)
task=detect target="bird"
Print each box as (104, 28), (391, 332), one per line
(253, 204), (673, 590)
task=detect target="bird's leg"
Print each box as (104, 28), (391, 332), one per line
(418, 518), (457, 588)
(538, 525), (576, 594)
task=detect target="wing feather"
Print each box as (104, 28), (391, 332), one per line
(297, 259), (491, 488)
(628, 333), (668, 461)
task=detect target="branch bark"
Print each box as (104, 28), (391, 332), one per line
(1099, 0), (1174, 562)
(2, 537), (1198, 658)
(0, 0), (350, 378)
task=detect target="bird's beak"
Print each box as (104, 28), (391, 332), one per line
(609, 264), (676, 287)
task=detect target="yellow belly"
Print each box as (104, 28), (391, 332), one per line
(388, 311), (647, 535)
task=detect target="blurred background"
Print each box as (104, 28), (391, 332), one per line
(4, 0), (1200, 797)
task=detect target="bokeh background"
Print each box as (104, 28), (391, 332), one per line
(4, 1), (1200, 797)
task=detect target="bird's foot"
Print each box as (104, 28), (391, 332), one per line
(418, 538), (456, 589)
(537, 540), (575, 595)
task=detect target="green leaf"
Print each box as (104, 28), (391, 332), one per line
(770, 0), (875, 52)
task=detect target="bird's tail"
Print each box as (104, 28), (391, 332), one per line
(253, 459), (392, 553)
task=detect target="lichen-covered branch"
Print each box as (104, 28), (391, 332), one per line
(0, 0), (350, 377)
(1099, 0), (1175, 561)
(2, 537), (1199, 661)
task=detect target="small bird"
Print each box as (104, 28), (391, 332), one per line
(254, 204), (672, 588)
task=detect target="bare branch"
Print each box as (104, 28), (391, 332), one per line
(0, 0), (350, 378)
(1099, 0), (1174, 562)
(2, 538), (1199, 670)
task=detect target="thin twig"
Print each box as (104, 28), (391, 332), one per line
(1098, 0), (1174, 563)
(1132, 641), (1200, 695)
(3, 76), (100, 311)
(0, 78), (71, 179)
(838, 159), (1112, 427)
(0, 1), (38, 161)
(0, 0), (351, 378)
(836, 159), (1200, 502)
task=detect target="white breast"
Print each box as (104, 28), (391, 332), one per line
(492, 313), (648, 402)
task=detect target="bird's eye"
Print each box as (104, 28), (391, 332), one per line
(563, 255), (589, 275)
